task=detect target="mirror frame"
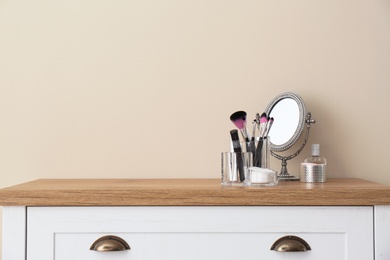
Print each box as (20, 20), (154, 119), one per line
(264, 92), (306, 152)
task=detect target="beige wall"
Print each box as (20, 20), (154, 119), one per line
(1, 0), (390, 257)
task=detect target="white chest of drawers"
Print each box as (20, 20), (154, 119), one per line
(1, 179), (390, 260)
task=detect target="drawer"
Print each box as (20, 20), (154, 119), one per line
(27, 206), (374, 260)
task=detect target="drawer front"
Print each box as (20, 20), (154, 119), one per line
(27, 206), (374, 260)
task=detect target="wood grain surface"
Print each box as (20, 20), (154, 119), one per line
(0, 178), (390, 206)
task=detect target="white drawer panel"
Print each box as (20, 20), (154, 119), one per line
(27, 206), (374, 260)
(55, 232), (345, 260)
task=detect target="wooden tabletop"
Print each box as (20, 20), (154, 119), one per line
(0, 178), (390, 206)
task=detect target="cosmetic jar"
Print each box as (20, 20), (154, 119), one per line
(245, 167), (278, 187)
(300, 163), (326, 183)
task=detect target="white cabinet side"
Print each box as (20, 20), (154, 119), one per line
(374, 205), (390, 259)
(2, 206), (26, 260)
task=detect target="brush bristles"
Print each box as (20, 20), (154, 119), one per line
(260, 113), (267, 123)
(230, 111), (247, 130)
(230, 111), (247, 121)
(232, 120), (246, 130)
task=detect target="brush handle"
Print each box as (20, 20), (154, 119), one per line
(247, 141), (256, 159)
(230, 130), (245, 182)
(254, 137), (264, 167)
(251, 121), (256, 142)
(240, 128), (250, 143)
(265, 118), (274, 138)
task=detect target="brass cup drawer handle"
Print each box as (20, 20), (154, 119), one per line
(90, 235), (131, 252)
(270, 235), (311, 252)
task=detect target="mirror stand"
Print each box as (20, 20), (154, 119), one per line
(272, 112), (316, 181)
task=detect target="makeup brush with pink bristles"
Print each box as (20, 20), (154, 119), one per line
(230, 110), (255, 154)
(258, 113), (268, 139)
(230, 111), (251, 143)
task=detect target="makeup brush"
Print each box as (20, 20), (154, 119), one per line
(249, 119), (258, 156)
(230, 111), (250, 142)
(259, 113), (268, 139)
(265, 117), (274, 138)
(255, 113), (261, 139)
(251, 119), (257, 142)
(254, 113), (268, 167)
(262, 116), (270, 138)
(254, 113), (260, 141)
(230, 129), (245, 182)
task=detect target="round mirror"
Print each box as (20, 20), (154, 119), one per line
(264, 92), (306, 152)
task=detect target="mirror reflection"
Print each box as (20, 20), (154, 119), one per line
(268, 98), (299, 146)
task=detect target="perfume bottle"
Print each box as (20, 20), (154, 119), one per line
(300, 144), (327, 183)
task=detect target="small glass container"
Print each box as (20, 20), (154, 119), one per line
(221, 152), (253, 186)
(245, 167), (278, 187)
